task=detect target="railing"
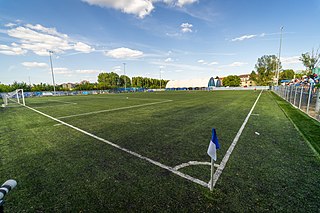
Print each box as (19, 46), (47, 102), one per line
(272, 85), (320, 121)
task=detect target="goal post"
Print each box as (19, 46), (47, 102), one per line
(1, 89), (25, 107)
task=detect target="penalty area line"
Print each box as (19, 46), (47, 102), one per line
(211, 90), (263, 188)
(23, 104), (208, 188)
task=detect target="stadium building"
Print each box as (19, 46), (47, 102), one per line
(166, 77), (222, 90)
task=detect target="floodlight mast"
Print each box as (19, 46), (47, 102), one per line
(276, 26), (284, 86)
(123, 63), (126, 92)
(48, 50), (56, 95)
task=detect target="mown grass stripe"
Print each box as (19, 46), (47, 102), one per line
(57, 99), (173, 119)
(211, 90), (263, 188)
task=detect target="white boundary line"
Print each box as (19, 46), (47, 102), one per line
(49, 100), (78, 104)
(211, 90), (263, 188)
(23, 104), (209, 188)
(173, 161), (219, 170)
(57, 99), (173, 119)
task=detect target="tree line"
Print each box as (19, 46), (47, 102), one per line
(97, 72), (168, 90)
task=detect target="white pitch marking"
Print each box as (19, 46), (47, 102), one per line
(22, 104), (208, 188)
(173, 161), (219, 171)
(57, 99), (173, 119)
(251, 113), (260, 116)
(49, 100), (77, 105)
(53, 123), (63, 126)
(211, 90), (263, 188)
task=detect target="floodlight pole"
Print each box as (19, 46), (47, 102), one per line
(276, 26), (284, 86)
(48, 50), (56, 95)
(123, 63), (126, 92)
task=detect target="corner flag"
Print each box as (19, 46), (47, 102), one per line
(207, 128), (220, 161)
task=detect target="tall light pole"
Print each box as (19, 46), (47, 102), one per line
(48, 50), (56, 94)
(276, 26), (284, 86)
(123, 63), (126, 92)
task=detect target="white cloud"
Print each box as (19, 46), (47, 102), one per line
(111, 65), (122, 72)
(0, 23), (94, 56)
(229, 62), (247, 67)
(105, 47), (143, 59)
(181, 22), (193, 33)
(82, 0), (198, 18)
(76, 69), (102, 74)
(221, 62), (248, 67)
(209, 61), (218, 65)
(53, 67), (73, 74)
(165, 57), (174, 62)
(231, 33), (266, 42)
(82, 0), (154, 18)
(5, 23), (16, 27)
(0, 44), (27, 55)
(197, 59), (218, 66)
(281, 56), (300, 64)
(25, 24), (68, 38)
(231, 34), (257, 42)
(22, 62), (48, 68)
(177, 0), (198, 7)
(74, 42), (95, 53)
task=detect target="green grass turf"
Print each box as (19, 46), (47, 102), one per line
(271, 92), (320, 156)
(0, 90), (319, 212)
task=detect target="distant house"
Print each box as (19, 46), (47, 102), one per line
(238, 74), (256, 87)
(62, 83), (76, 90)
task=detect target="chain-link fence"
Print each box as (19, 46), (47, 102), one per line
(272, 85), (320, 121)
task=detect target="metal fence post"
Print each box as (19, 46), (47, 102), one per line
(315, 88), (320, 113)
(293, 85), (298, 106)
(289, 85), (293, 103)
(306, 85), (312, 115)
(299, 86), (303, 109)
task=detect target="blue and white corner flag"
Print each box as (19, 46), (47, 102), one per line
(207, 128), (220, 161)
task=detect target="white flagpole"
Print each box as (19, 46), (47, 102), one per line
(210, 158), (214, 191)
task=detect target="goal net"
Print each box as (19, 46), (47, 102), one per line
(1, 89), (25, 107)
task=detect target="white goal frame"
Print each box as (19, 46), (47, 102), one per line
(1, 89), (25, 107)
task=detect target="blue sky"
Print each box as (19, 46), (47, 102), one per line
(1, 0), (320, 84)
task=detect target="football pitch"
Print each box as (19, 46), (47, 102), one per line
(1, 90), (319, 211)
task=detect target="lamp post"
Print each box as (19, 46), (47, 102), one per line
(123, 63), (126, 92)
(48, 50), (56, 94)
(276, 26), (284, 86)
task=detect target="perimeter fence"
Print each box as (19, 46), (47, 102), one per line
(272, 85), (320, 121)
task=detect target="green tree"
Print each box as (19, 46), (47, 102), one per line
(295, 70), (308, 79)
(97, 72), (120, 89)
(11, 81), (32, 92)
(222, 75), (241, 87)
(250, 55), (279, 86)
(0, 84), (12, 92)
(132, 76), (143, 87)
(119, 75), (131, 87)
(299, 48), (320, 74)
(279, 69), (295, 81)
